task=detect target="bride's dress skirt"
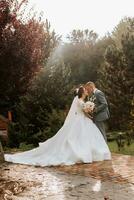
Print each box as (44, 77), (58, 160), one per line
(5, 115), (111, 166)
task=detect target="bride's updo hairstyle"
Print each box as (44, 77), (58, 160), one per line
(78, 86), (85, 98)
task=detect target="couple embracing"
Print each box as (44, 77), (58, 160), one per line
(5, 82), (111, 166)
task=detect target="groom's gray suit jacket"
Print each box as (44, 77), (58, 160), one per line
(92, 89), (110, 122)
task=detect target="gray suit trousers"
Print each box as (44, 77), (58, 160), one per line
(95, 121), (107, 142)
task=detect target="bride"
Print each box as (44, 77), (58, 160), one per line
(5, 86), (111, 166)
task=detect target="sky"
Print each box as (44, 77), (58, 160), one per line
(29, 0), (134, 39)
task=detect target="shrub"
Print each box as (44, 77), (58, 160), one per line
(8, 122), (21, 148)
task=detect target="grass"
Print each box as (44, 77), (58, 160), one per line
(4, 143), (34, 153)
(108, 141), (134, 156)
(4, 141), (134, 156)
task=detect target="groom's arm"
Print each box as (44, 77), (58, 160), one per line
(94, 91), (108, 114)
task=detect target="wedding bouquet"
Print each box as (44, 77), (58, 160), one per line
(83, 101), (95, 119)
(84, 101), (95, 111)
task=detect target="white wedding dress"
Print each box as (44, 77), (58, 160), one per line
(5, 96), (111, 166)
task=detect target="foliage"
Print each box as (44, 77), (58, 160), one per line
(107, 131), (134, 150)
(112, 17), (133, 48)
(4, 142), (34, 152)
(12, 63), (73, 146)
(99, 17), (134, 131)
(0, 0), (60, 116)
(41, 108), (67, 141)
(64, 30), (112, 84)
(108, 140), (134, 156)
(19, 142), (35, 151)
(67, 29), (98, 44)
(8, 122), (21, 148)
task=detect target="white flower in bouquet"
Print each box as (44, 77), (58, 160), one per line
(84, 101), (95, 113)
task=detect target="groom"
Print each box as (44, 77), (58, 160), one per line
(85, 82), (110, 142)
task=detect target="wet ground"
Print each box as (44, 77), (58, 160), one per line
(0, 154), (134, 200)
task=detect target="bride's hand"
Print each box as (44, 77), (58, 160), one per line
(84, 112), (93, 119)
(83, 108), (92, 113)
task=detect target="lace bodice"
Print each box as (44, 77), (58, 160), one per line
(76, 98), (85, 115)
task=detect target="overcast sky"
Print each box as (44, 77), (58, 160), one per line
(29, 0), (134, 38)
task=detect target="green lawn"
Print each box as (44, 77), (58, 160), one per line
(4, 141), (134, 156)
(4, 143), (34, 153)
(108, 141), (134, 156)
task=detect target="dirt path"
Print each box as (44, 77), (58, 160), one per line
(0, 154), (134, 200)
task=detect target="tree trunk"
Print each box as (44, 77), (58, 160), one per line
(0, 141), (5, 163)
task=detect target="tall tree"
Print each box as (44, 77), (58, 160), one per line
(99, 18), (134, 130)
(0, 0), (60, 116)
(112, 17), (133, 48)
(64, 30), (113, 84)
